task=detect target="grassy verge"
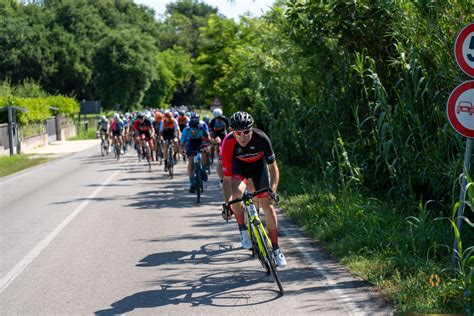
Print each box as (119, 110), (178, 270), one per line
(279, 164), (472, 313)
(0, 154), (50, 178)
(69, 128), (96, 140)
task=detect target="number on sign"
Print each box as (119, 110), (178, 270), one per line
(469, 36), (474, 62)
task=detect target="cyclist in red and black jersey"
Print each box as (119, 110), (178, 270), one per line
(133, 113), (155, 160)
(221, 111), (287, 268)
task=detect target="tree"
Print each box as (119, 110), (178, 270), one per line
(93, 29), (156, 111)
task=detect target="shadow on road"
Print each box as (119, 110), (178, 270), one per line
(95, 242), (281, 315)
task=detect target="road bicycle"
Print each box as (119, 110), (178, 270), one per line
(137, 134), (152, 171)
(165, 139), (175, 179)
(194, 152), (204, 203)
(155, 136), (164, 165)
(222, 188), (284, 295)
(100, 138), (109, 157)
(112, 135), (121, 161)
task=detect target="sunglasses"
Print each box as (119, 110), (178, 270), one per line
(234, 130), (252, 137)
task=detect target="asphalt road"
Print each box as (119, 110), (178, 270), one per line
(0, 145), (392, 315)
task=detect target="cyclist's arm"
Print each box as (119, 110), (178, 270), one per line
(222, 176), (233, 202)
(268, 161), (280, 193)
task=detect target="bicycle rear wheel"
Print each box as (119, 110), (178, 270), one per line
(101, 141), (106, 156)
(256, 224), (284, 295)
(195, 164), (201, 203)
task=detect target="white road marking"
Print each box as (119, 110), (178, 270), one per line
(0, 170), (119, 294)
(277, 212), (374, 316)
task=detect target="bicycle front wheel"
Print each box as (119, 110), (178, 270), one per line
(256, 224), (284, 295)
(145, 144), (151, 171)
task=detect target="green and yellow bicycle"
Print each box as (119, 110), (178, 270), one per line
(222, 188), (284, 295)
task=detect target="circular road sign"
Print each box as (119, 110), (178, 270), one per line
(447, 80), (474, 138)
(455, 23), (474, 77)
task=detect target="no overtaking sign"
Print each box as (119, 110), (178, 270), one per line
(447, 80), (474, 138)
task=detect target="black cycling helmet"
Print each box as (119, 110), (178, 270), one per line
(137, 113), (144, 119)
(230, 111), (254, 131)
(189, 118), (199, 128)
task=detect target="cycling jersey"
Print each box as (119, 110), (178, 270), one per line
(160, 118), (179, 140)
(221, 128), (275, 194)
(178, 115), (189, 131)
(110, 119), (124, 136)
(181, 124), (209, 157)
(133, 118), (153, 132)
(97, 120), (109, 132)
(209, 117), (229, 133)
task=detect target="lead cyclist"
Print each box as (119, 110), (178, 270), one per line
(221, 111), (287, 268)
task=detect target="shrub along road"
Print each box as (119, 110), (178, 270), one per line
(0, 145), (391, 315)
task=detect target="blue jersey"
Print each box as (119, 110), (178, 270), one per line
(181, 125), (209, 144)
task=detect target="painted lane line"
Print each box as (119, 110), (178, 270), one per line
(0, 170), (119, 294)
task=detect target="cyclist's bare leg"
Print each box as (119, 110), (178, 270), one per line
(230, 179), (247, 225)
(187, 155), (194, 176)
(162, 142), (169, 161)
(259, 197), (279, 247)
(173, 139), (179, 157)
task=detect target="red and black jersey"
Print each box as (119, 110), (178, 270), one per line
(221, 128), (275, 177)
(133, 118), (152, 132)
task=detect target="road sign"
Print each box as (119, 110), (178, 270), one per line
(447, 80), (474, 138)
(455, 23), (474, 77)
(212, 97), (222, 107)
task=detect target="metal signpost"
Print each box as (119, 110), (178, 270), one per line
(448, 23), (474, 264)
(0, 106), (28, 155)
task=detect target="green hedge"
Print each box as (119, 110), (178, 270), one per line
(0, 96), (79, 124)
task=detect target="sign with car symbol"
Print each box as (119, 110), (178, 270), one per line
(447, 80), (474, 138)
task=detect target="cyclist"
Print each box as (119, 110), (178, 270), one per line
(177, 110), (189, 132)
(160, 111), (180, 171)
(177, 111), (190, 161)
(96, 115), (110, 152)
(109, 113), (125, 154)
(133, 112), (155, 161)
(181, 114), (210, 193)
(221, 111), (286, 268)
(209, 108), (230, 180)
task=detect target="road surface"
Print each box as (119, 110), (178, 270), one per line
(0, 144), (391, 315)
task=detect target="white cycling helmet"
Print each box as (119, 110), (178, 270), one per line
(213, 108), (223, 118)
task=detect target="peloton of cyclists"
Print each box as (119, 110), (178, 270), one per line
(221, 111), (287, 268)
(181, 113), (210, 193)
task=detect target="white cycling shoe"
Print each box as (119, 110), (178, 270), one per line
(273, 248), (287, 268)
(240, 230), (252, 249)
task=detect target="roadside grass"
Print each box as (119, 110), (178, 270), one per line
(0, 154), (50, 178)
(69, 128), (96, 140)
(279, 164), (471, 314)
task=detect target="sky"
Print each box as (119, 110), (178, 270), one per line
(133, 0), (276, 21)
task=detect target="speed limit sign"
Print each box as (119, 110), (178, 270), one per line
(455, 23), (474, 77)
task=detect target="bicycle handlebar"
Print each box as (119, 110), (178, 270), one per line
(222, 188), (279, 208)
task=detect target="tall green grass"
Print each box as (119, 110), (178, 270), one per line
(279, 164), (473, 313)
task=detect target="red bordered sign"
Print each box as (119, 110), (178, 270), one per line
(447, 80), (474, 138)
(455, 23), (474, 77)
